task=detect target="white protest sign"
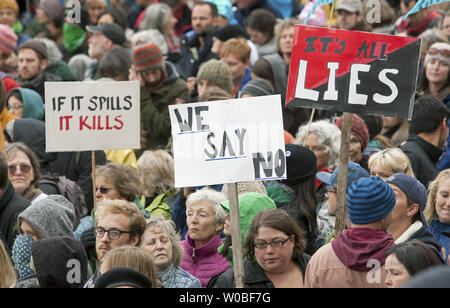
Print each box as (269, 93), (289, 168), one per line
(45, 81), (140, 152)
(169, 95), (286, 188)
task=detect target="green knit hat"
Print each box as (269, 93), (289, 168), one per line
(196, 59), (233, 95)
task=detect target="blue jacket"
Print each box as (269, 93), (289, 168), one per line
(429, 218), (450, 260)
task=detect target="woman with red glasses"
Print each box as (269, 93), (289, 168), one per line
(417, 42), (450, 170)
(5, 142), (47, 204)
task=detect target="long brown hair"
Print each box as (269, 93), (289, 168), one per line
(0, 240), (16, 288)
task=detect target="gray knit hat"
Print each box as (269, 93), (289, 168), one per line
(239, 78), (274, 98)
(196, 59), (233, 95)
(18, 195), (75, 239)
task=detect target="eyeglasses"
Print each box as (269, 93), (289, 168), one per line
(428, 47), (450, 57)
(254, 237), (291, 249)
(94, 227), (132, 240)
(95, 186), (113, 194)
(8, 164), (32, 175)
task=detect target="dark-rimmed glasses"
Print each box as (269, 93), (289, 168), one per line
(94, 227), (132, 240)
(254, 237), (291, 249)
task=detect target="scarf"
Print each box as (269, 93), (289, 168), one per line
(63, 23), (86, 53)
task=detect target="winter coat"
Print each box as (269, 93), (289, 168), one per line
(140, 62), (188, 154)
(159, 263), (201, 288)
(429, 219), (450, 260)
(176, 31), (218, 79)
(31, 236), (88, 288)
(400, 135), (443, 188)
(212, 253), (310, 288)
(14, 88), (44, 121)
(396, 221), (447, 264)
(16, 71), (62, 101)
(305, 228), (395, 288)
(46, 61), (76, 82)
(0, 182), (30, 251)
(180, 233), (230, 287)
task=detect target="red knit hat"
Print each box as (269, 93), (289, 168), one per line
(0, 24), (17, 55)
(133, 43), (165, 72)
(335, 113), (369, 150)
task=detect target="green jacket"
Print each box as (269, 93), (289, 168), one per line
(143, 189), (178, 221)
(219, 192), (276, 267)
(46, 61), (76, 81)
(139, 62), (188, 155)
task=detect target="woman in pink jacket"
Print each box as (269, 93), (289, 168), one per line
(180, 188), (230, 287)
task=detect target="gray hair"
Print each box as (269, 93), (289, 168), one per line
(295, 119), (341, 169)
(142, 215), (183, 268)
(186, 188), (227, 226)
(131, 29), (168, 55)
(139, 3), (172, 34)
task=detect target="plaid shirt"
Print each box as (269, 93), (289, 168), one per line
(159, 263), (201, 288)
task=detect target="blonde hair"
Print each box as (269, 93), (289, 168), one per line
(425, 169), (450, 222)
(141, 215), (183, 267)
(137, 150), (175, 197)
(368, 148), (415, 177)
(0, 240), (16, 288)
(101, 246), (163, 288)
(94, 199), (147, 239)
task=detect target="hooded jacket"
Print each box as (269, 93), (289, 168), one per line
(180, 233), (230, 287)
(219, 192), (276, 266)
(305, 228), (395, 288)
(31, 236), (88, 288)
(13, 88), (44, 120)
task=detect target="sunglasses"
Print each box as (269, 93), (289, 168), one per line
(96, 186), (113, 194)
(428, 47), (450, 57)
(8, 164), (32, 175)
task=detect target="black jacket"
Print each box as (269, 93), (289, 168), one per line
(175, 30), (218, 80)
(0, 182), (30, 251)
(410, 224), (447, 264)
(400, 135), (443, 188)
(212, 253), (310, 288)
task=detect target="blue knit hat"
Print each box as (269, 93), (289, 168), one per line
(347, 176), (395, 224)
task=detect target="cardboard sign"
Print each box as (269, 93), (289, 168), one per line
(45, 81), (140, 152)
(286, 26), (421, 120)
(169, 95), (286, 188)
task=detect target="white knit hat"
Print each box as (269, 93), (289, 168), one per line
(424, 42), (450, 67)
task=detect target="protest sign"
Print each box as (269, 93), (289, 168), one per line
(286, 26), (421, 120)
(45, 81), (140, 152)
(169, 95), (286, 188)
(404, 0), (448, 20)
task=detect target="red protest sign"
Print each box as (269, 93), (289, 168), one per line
(286, 26), (421, 120)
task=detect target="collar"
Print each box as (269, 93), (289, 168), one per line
(409, 135), (444, 162)
(395, 221), (423, 244)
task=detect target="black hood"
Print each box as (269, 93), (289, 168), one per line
(9, 118), (58, 166)
(31, 236), (88, 288)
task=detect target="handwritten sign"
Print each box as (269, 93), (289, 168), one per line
(286, 26), (421, 120)
(169, 95), (286, 188)
(45, 81), (140, 152)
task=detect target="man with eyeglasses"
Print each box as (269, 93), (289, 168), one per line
(84, 199), (147, 288)
(315, 162), (369, 247)
(0, 150), (29, 253)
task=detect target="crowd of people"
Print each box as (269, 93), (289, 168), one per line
(0, 0), (450, 288)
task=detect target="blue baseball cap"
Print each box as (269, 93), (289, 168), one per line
(386, 173), (429, 226)
(316, 161), (370, 188)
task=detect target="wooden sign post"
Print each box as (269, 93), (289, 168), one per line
(169, 95), (286, 288)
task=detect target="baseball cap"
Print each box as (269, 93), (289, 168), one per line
(316, 161), (369, 188)
(86, 23), (126, 45)
(386, 173), (428, 226)
(336, 0), (363, 13)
